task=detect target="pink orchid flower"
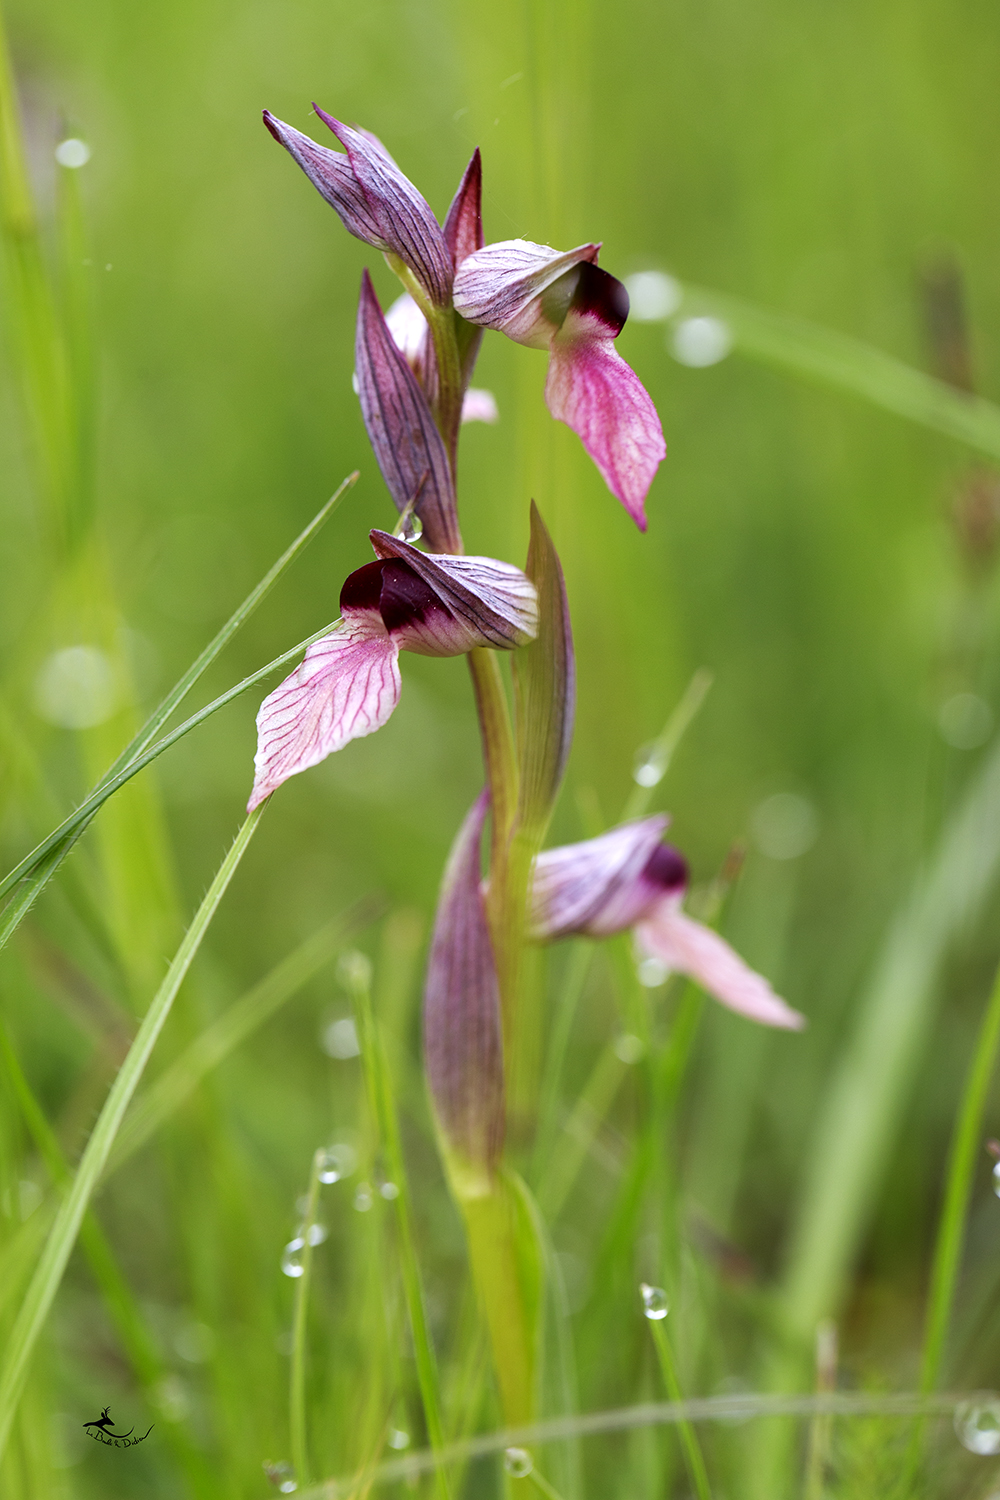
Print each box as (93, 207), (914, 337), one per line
(453, 240), (666, 529)
(248, 533), (537, 810)
(530, 816), (805, 1030)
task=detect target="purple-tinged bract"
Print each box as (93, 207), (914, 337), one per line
(263, 107), (453, 307)
(424, 790), (505, 1175)
(355, 272), (461, 554)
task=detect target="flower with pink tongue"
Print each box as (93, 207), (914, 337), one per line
(530, 816), (804, 1030)
(453, 240), (666, 530)
(248, 531), (537, 810)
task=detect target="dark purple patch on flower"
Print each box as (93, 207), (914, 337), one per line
(340, 557), (445, 634)
(377, 560), (441, 632)
(339, 560), (387, 615)
(643, 843), (689, 894)
(570, 262), (630, 338)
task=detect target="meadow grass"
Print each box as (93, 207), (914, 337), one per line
(3, 1), (1000, 1497)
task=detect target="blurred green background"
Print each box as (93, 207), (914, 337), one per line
(4, 0), (1000, 1495)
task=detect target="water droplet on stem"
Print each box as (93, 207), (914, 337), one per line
(956, 1400), (1000, 1454)
(281, 1238), (305, 1278)
(640, 1282), (669, 1320)
(503, 1447), (533, 1477)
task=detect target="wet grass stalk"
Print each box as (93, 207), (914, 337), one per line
(902, 954), (1000, 1485)
(347, 954), (452, 1500)
(290, 1147), (324, 1488)
(0, 804), (264, 1461)
(643, 1307), (713, 1500)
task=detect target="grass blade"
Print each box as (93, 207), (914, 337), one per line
(345, 954), (452, 1499)
(0, 617), (339, 960)
(0, 804), (265, 1460)
(0, 473), (356, 903)
(670, 283), (1000, 460)
(302, 1390), (992, 1498)
(106, 898), (382, 1176)
(746, 736), (1000, 1496)
(900, 956), (1000, 1482)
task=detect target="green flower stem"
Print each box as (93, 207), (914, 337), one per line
(902, 955), (1000, 1482)
(386, 256), (465, 474)
(468, 649), (519, 852)
(348, 960), (451, 1500)
(646, 1317), (713, 1500)
(290, 1149), (324, 1488)
(0, 804), (264, 1462)
(460, 1176), (542, 1428)
(468, 646), (528, 1052)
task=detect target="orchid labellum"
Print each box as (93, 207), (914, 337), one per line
(531, 815), (805, 1030)
(248, 533), (537, 809)
(454, 240), (666, 528)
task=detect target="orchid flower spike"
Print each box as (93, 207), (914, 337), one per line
(453, 240), (666, 529)
(248, 533), (537, 810)
(530, 816), (805, 1030)
(263, 106), (453, 309)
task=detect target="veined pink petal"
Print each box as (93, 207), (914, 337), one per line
(530, 817), (670, 940)
(370, 532), (538, 649)
(461, 388), (498, 424)
(248, 621), (401, 810)
(453, 239), (600, 346)
(424, 790), (505, 1174)
(545, 337), (665, 530)
(635, 903), (805, 1030)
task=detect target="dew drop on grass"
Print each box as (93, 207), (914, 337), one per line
(955, 1400), (1000, 1454)
(636, 956), (669, 989)
(670, 315), (732, 367)
(322, 1017), (360, 1059)
(34, 646), (117, 730)
(993, 1161), (1000, 1197)
(640, 1282), (669, 1320)
(263, 1459), (298, 1492)
(318, 1142), (357, 1183)
(401, 513), (423, 544)
(354, 1183), (374, 1212)
(939, 692), (993, 749)
(55, 137), (90, 168)
(632, 741), (666, 788)
(379, 1181), (400, 1200)
(503, 1447), (533, 1477)
(281, 1238), (305, 1278)
(624, 270), (682, 322)
(614, 1033), (645, 1064)
(387, 1428), (410, 1450)
(302, 1222), (327, 1247)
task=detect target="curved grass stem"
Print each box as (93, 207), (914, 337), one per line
(901, 955), (1000, 1485)
(0, 804), (265, 1462)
